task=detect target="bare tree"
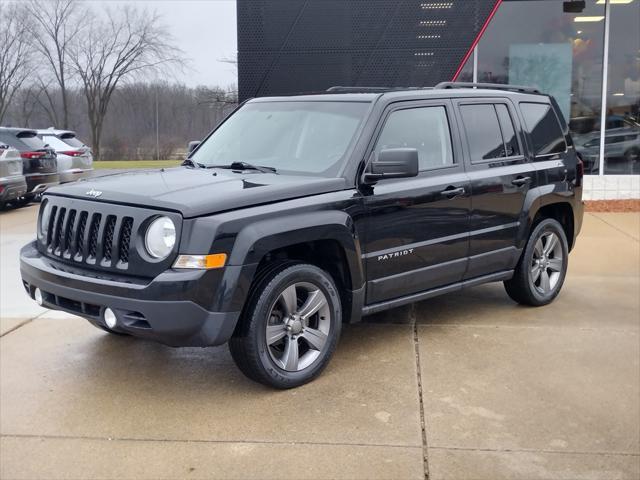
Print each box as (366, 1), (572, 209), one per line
(27, 0), (85, 129)
(0, 3), (34, 124)
(68, 6), (183, 159)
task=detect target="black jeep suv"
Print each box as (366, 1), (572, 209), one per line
(20, 83), (584, 388)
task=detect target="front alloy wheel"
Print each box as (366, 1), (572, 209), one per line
(266, 282), (331, 372)
(229, 263), (341, 389)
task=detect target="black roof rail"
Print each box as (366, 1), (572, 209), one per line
(326, 86), (396, 93)
(434, 82), (541, 94)
(326, 86), (434, 94)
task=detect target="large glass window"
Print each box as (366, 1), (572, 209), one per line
(462, 0), (605, 171)
(375, 106), (454, 170)
(604, 0), (640, 174)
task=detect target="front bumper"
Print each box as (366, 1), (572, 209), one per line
(0, 176), (28, 203)
(20, 242), (240, 347)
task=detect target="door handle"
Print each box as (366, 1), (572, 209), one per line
(512, 176), (531, 187)
(440, 186), (465, 198)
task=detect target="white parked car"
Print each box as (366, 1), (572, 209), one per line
(0, 143), (27, 208)
(37, 129), (94, 183)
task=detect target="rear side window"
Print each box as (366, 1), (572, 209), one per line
(460, 104), (506, 161)
(520, 102), (567, 156)
(375, 106), (454, 170)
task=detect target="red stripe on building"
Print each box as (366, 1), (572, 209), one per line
(452, 0), (503, 81)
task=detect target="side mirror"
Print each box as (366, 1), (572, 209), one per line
(363, 148), (419, 183)
(187, 141), (201, 155)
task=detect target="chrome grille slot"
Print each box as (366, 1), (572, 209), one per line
(88, 213), (102, 261)
(102, 215), (117, 264)
(75, 211), (88, 260)
(118, 217), (133, 265)
(52, 208), (66, 254)
(46, 206), (58, 248)
(63, 210), (76, 256)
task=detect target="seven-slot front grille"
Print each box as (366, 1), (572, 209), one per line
(44, 206), (133, 269)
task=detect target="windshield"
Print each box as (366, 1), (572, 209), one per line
(191, 101), (369, 176)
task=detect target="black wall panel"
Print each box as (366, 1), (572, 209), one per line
(237, 0), (499, 100)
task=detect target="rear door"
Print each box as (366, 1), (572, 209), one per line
(361, 99), (471, 304)
(454, 98), (536, 279)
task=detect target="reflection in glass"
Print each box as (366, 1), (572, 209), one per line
(603, 0), (640, 175)
(463, 0), (606, 172)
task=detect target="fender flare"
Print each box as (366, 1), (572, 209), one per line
(213, 210), (364, 313)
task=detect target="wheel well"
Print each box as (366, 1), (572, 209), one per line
(533, 203), (575, 250)
(254, 240), (354, 320)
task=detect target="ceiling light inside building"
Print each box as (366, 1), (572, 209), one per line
(596, 0), (634, 4)
(574, 16), (605, 22)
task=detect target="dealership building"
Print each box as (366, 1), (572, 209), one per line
(237, 0), (640, 199)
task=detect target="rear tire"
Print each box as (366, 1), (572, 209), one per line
(504, 218), (568, 306)
(229, 262), (342, 389)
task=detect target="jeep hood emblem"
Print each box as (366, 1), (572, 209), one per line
(86, 188), (102, 198)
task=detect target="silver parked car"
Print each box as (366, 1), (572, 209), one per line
(37, 129), (94, 183)
(0, 143), (27, 209)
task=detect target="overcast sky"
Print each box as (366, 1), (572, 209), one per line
(90, 0), (238, 88)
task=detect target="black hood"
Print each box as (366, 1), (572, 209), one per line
(46, 167), (348, 218)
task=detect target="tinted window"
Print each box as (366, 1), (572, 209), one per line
(520, 103), (567, 156)
(60, 135), (85, 148)
(495, 104), (520, 156)
(375, 106), (454, 170)
(460, 104), (505, 161)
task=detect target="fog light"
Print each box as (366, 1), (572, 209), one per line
(34, 288), (43, 306)
(104, 308), (117, 329)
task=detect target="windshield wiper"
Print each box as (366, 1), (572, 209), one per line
(210, 161), (277, 174)
(181, 158), (206, 168)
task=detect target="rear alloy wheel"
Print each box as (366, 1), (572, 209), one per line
(229, 263), (341, 389)
(504, 218), (569, 306)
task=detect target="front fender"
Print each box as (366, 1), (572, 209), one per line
(210, 210), (364, 314)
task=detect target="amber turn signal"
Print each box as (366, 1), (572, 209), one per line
(173, 253), (227, 269)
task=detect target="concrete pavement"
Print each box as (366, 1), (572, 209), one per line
(0, 206), (638, 479)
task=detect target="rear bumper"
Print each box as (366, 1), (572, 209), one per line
(25, 173), (60, 196)
(20, 241), (240, 347)
(0, 176), (28, 203)
(59, 168), (93, 184)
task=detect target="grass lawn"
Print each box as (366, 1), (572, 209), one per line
(93, 160), (182, 169)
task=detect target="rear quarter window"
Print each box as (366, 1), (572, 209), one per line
(520, 102), (567, 157)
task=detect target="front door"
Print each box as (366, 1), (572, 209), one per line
(453, 99), (536, 279)
(361, 100), (471, 305)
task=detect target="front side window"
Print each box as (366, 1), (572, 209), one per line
(520, 102), (567, 156)
(375, 106), (454, 170)
(191, 101), (369, 176)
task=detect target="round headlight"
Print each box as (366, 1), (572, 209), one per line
(144, 216), (176, 259)
(39, 201), (51, 240)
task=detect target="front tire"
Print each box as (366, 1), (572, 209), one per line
(504, 218), (569, 306)
(229, 262), (342, 389)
